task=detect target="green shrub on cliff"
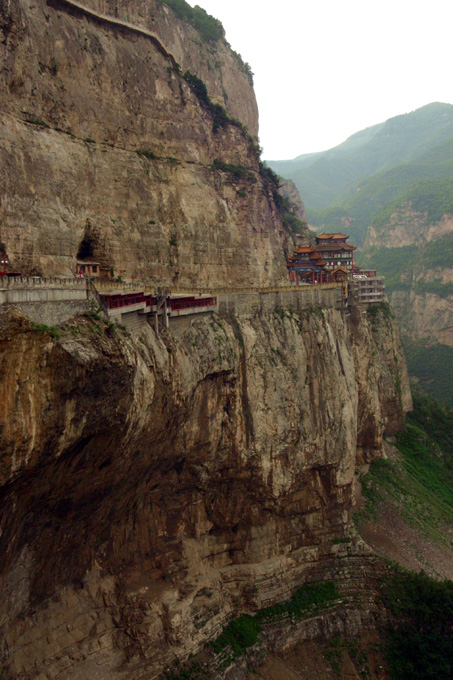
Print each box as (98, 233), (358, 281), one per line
(211, 581), (339, 660)
(158, 0), (224, 42)
(183, 71), (241, 133)
(256, 581), (339, 622)
(211, 614), (261, 657)
(30, 322), (61, 340)
(183, 71), (209, 105)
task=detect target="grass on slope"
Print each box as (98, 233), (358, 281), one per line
(356, 393), (453, 547)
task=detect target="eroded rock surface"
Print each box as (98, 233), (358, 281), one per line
(364, 212), (453, 347)
(0, 305), (410, 679)
(0, 0), (289, 284)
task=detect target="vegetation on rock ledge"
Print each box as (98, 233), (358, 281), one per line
(259, 163), (308, 235)
(183, 70), (243, 133)
(211, 581), (339, 659)
(158, 0), (224, 42)
(157, 0), (253, 84)
(212, 158), (254, 180)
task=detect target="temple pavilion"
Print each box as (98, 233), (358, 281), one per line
(314, 233), (356, 273)
(287, 245), (329, 285)
(287, 232), (359, 284)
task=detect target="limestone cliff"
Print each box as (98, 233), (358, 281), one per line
(0, 304), (411, 679)
(278, 178), (310, 243)
(73, 0), (258, 136)
(363, 210), (453, 347)
(279, 180), (308, 225)
(0, 0), (289, 285)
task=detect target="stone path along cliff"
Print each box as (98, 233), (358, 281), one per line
(51, 0), (178, 65)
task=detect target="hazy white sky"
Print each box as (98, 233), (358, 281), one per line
(189, 0), (453, 160)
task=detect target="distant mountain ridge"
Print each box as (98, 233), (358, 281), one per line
(267, 102), (453, 216)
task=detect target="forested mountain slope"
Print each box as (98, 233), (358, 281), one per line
(267, 103), (453, 212)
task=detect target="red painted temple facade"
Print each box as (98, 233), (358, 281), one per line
(287, 233), (358, 284)
(314, 233), (356, 273)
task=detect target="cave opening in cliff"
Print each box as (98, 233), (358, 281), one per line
(77, 237), (95, 260)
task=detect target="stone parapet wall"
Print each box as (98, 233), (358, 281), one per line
(1, 276), (87, 290)
(0, 279), (89, 325)
(3, 300), (90, 326)
(217, 286), (343, 318)
(0, 279), (343, 327)
(0, 287), (87, 305)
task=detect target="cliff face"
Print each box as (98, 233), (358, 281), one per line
(0, 305), (411, 679)
(364, 211), (453, 347)
(75, 0), (258, 136)
(0, 0), (288, 284)
(0, 2), (414, 677)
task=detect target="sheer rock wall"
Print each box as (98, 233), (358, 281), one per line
(364, 212), (453, 347)
(0, 306), (411, 679)
(0, 0), (286, 284)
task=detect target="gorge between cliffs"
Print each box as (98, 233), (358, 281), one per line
(0, 1), (420, 679)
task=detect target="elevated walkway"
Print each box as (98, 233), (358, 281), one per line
(0, 276), (345, 332)
(50, 0), (178, 65)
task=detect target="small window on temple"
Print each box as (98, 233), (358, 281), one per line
(92, 265), (98, 273)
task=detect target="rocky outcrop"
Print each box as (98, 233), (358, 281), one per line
(363, 211), (453, 347)
(0, 0), (288, 284)
(71, 0), (259, 136)
(364, 212), (453, 250)
(0, 304), (411, 679)
(278, 178), (310, 243)
(279, 180), (307, 222)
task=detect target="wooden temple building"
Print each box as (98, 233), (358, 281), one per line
(286, 232), (385, 304)
(314, 233), (357, 273)
(287, 232), (358, 284)
(287, 246), (330, 285)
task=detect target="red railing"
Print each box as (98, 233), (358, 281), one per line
(99, 293), (217, 312)
(100, 293), (157, 309)
(168, 297), (217, 311)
